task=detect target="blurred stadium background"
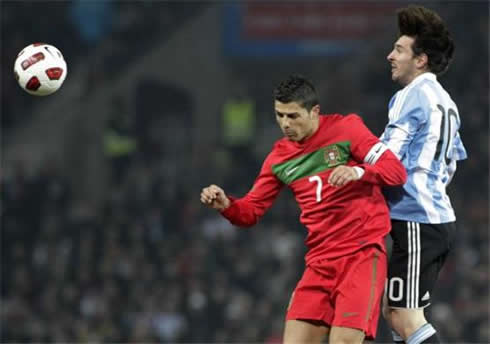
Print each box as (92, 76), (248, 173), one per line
(1, 1), (488, 342)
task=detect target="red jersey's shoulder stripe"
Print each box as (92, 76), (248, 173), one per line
(271, 141), (351, 184)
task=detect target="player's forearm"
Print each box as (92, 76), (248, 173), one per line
(220, 197), (260, 227)
(219, 169), (281, 227)
(360, 150), (407, 186)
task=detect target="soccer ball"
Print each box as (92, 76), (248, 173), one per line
(14, 43), (67, 96)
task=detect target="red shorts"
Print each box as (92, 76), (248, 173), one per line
(286, 245), (387, 339)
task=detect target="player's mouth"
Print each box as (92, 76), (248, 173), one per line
(390, 65), (399, 80)
(284, 130), (296, 138)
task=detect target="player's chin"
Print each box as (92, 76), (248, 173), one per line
(284, 133), (298, 141)
(391, 71), (400, 82)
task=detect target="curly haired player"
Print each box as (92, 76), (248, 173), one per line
(379, 6), (467, 344)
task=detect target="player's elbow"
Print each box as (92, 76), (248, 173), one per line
(381, 149), (407, 186)
(392, 160), (408, 185)
(231, 215), (260, 228)
(233, 220), (257, 228)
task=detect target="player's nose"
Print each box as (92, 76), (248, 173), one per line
(387, 50), (395, 62)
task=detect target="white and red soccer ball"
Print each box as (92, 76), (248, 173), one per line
(14, 43), (67, 96)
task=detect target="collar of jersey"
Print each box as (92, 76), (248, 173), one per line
(407, 72), (437, 88)
(289, 115), (326, 148)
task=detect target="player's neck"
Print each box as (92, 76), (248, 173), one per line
(301, 118), (320, 143)
(403, 69), (431, 87)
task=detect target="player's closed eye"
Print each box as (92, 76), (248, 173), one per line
(277, 111), (299, 119)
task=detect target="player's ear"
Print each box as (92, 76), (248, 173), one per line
(310, 104), (320, 117)
(415, 53), (429, 70)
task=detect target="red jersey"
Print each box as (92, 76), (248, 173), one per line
(221, 114), (406, 263)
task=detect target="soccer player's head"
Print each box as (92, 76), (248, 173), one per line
(273, 74), (320, 142)
(388, 5), (454, 86)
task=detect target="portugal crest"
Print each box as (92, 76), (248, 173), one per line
(324, 145), (341, 166)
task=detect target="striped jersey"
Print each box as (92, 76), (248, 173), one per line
(380, 73), (467, 224)
(221, 114), (407, 263)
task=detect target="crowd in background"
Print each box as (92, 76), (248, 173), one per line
(2, 2), (488, 343)
(1, 1), (207, 131)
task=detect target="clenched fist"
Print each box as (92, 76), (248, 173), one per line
(200, 184), (231, 211)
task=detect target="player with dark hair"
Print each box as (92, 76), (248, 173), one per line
(378, 5), (467, 344)
(201, 74), (407, 344)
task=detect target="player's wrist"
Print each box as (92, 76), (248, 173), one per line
(353, 166), (365, 179)
(218, 198), (232, 212)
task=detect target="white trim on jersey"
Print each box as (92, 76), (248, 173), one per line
(391, 86), (410, 121)
(381, 73), (467, 224)
(413, 168), (442, 223)
(389, 76), (426, 121)
(447, 159), (457, 184)
(382, 126), (410, 160)
(364, 142), (389, 164)
(417, 85), (442, 170)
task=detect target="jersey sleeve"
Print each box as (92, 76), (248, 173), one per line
(446, 129), (467, 185)
(448, 131), (467, 161)
(344, 114), (407, 186)
(344, 114), (386, 163)
(380, 89), (429, 160)
(221, 154), (283, 227)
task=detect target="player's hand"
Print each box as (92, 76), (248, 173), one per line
(200, 184), (231, 211)
(328, 166), (360, 187)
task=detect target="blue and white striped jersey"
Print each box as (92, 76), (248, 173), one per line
(380, 73), (467, 224)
